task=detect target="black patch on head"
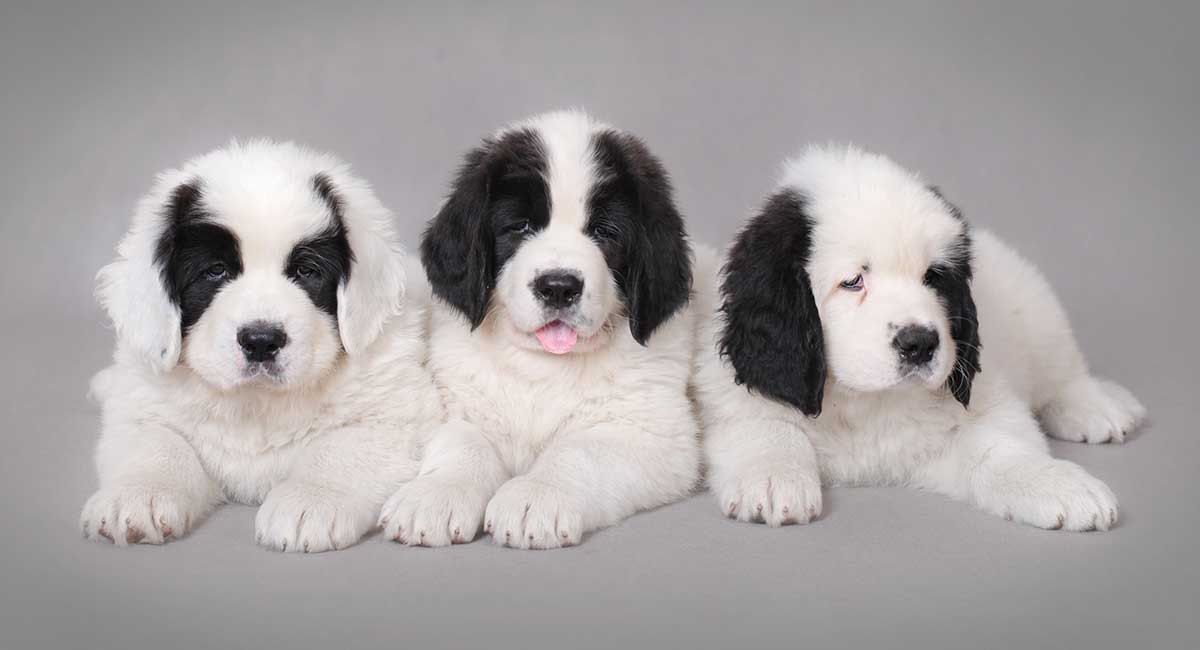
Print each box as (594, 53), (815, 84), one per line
(153, 181), (243, 333)
(719, 189), (826, 416)
(587, 129), (692, 344)
(924, 189), (981, 408)
(285, 173), (354, 321)
(421, 128), (549, 327)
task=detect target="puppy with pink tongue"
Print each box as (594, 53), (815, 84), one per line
(535, 320), (578, 355)
(380, 110), (702, 550)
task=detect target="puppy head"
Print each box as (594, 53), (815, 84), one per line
(97, 140), (405, 391)
(422, 110), (691, 355)
(720, 146), (980, 415)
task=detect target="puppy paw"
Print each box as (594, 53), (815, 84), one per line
(1040, 377), (1147, 444)
(379, 476), (490, 547)
(982, 459), (1119, 531)
(714, 462), (823, 527)
(255, 482), (373, 553)
(484, 477), (584, 550)
(80, 485), (201, 546)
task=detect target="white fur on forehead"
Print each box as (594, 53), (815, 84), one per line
(781, 145), (966, 274)
(501, 109), (612, 230)
(177, 141), (343, 235)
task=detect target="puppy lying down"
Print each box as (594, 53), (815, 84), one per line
(694, 146), (1145, 531)
(379, 111), (701, 549)
(82, 141), (442, 551)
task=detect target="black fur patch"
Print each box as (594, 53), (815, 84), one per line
(588, 130), (692, 344)
(924, 190), (981, 407)
(421, 128), (549, 328)
(719, 189), (826, 416)
(153, 181), (242, 333)
(285, 173), (354, 320)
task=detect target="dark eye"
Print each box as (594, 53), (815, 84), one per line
(204, 263), (228, 281)
(503, 220), (531, 235)
(840, 274), (864, 291)
(591, 223), (618, 240)
(293, 263), (321, 280)
(924, 266), (942, 286)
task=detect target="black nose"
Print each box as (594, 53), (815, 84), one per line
(893, 325), (939, 366)
(237, 322), (287, 363)
(532, 271), (584, 309)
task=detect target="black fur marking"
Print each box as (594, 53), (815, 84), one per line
(924, 193), (981, 408)
(927, 185), (965, 221)
(719, 189), (826, 416)
(153, 181), (242, 333)
(588, 129), (692, 344)
(286, 174), (354, 320)
(421, 128), (549, 328)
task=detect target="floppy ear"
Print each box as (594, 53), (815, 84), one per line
(95, 181), (202, 373)
(599, 132), (692, 344)
(925, 187), (981, 407)
(719, 189), (826, 416)
(319, 173), (408, 356)
(420, 146), (496, 328)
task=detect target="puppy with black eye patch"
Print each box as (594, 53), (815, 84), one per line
(379, 110), (700, 549)
(692, 146), (1146, 531)
(82, 141), (443, 551)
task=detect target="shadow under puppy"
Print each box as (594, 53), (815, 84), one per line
(379, 110), (700, 549)
(693, 145), (1145, 531)
(82, 141), (443, 551)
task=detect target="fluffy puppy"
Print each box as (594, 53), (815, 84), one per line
(82, 141), (442, 551)
(694, 146), (1145, 531)
(379, 110), (699, 549)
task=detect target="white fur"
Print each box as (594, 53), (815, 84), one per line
(82, 141), (443, 551)
(380, 112), (700, 549)
(695, 146), (1146, 530)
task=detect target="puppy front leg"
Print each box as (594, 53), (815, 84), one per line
(485, 422), (700, 549)
(704, 416), (823, 526)
(378, 419), (509, 547)
(925, 396), (1119, 531)
(81, 422), (220, 546)
(256, 426), (423, 553)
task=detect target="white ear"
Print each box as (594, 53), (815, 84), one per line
(332, 179), (407, 356)
(96, 189), (184, 372)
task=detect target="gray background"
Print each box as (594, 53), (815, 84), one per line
(1, 1), (1196, 648)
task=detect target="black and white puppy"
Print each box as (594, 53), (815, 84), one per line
(82, 141), (442, 551)
(379, 111), (700, 549)
(693, 146), (1146, 530)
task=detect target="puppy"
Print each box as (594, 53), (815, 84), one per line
(694, 146), (1146, 530)
(379, 110), (700, 549)
(82, 141), (442, 551)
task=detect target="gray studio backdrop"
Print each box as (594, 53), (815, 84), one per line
(1, 2), (1197, 649)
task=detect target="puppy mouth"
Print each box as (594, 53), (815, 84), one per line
(242, 361), (286, 383)
(534, 320), (579, 355)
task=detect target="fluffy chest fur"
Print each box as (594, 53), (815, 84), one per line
(804, 387), (965, 486)
(429, 303), (695, 475)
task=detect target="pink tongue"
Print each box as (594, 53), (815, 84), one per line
(535, 321), (578, 355)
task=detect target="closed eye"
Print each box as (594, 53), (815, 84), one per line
(501, 220), (531, 235)
(839, 274), (864, 291)
(590, 222), (619, 240)
(291, 263), (322, 280)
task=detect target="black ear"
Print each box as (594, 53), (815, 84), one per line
(420, 147), (496, 328)
(719, 190), (826, 416)
(592, 131), (692, 344)
(924, 187), (982, 408)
